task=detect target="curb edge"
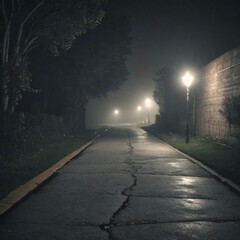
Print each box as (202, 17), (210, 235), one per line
(0, 128), (108, 216)
(145, 130), (240, 193)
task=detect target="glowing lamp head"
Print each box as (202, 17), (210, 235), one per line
(182, 71), (194, 88)
(114, 109), (119, 115)
(145, 98), (151, 108)
(137, 106), (142, 111)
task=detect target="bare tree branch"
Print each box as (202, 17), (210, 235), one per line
(25, 43), (40, 55)
(15, 0), (46, 54)
(22, 0), (46, 26)
(1, 0), (7, 25)
(2, 14), (12, 63)
(5, 23), (10, 62)
(24, 36), (38, 54)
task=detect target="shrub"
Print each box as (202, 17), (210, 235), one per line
(0, 113), (66, 163)
(219, 95), (240, 126)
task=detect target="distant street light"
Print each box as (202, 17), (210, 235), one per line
(137, 106), (142, 124)
(182, 71), (194, 143)
(145, 98), (151, 125)
(114, 109), (119, 115)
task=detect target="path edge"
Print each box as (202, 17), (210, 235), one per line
(145, 129), (240, 193)
(0, 128), (109, 216)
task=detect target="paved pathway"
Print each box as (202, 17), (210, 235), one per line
(1, 127), (240, 239)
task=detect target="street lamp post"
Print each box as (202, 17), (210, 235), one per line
(145, 98), (151, 125)
(113, 109), (119, 124)
(182, 71), (194, 143)
(137, 106), (142, 124)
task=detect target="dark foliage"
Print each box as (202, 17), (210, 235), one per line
(20, 10), (131, 130)
(0, 113), (65, 163)
(0, 0), (108, 162)
(0, 0), (104, 114)
(219, 95), (240, 126)
(153, 67), (185, 132)
(0, 3), (132, 162)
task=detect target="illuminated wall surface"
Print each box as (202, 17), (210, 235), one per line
(195, 47), (240, 143)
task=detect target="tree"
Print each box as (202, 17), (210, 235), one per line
(23, 10), (131, 130)
(0, 0), (104, 114)
(153, 68), (169, 115)
(153, 67), (185, 131)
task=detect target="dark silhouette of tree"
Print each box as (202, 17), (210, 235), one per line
(0, 0), (104, 114)
(153, 67), (185, 132)
(22, 10), (131, 130)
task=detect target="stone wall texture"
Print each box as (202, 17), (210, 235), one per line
(195, 47), (240, 143)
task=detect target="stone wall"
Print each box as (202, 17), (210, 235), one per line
(195, 47), (240, 143)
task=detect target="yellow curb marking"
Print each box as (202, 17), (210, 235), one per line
(0, 131), (104, 216)
(0, 202), (12, 215)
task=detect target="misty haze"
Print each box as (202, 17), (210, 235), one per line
(1, 0), (240, 239)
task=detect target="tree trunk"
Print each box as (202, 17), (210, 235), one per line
(1, 87), (9, 113)
(1, 68), (9, 113)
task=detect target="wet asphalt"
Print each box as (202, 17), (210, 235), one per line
(0, 126), (240, 239)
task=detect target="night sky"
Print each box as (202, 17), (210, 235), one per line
(86, 0), (240, 126)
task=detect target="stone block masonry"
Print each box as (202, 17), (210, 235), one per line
(195, 47), (240, 143)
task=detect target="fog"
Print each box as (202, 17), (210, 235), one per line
(86, 0), (240, 127)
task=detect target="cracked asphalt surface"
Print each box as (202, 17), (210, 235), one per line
(1, 126), (240, 239)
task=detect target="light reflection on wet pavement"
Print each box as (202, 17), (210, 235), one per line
(0, 126), (240, 240)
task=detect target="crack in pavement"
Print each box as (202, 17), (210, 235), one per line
(99, 136), (139, 239)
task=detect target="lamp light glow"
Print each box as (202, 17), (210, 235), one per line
(145, 98), (151, 125)
(145, 98), (151, 108)
(182, 71), (194, 88)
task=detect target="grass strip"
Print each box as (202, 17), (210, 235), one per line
(0, 129), (98, 200)
(144, 125), (240, 186)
